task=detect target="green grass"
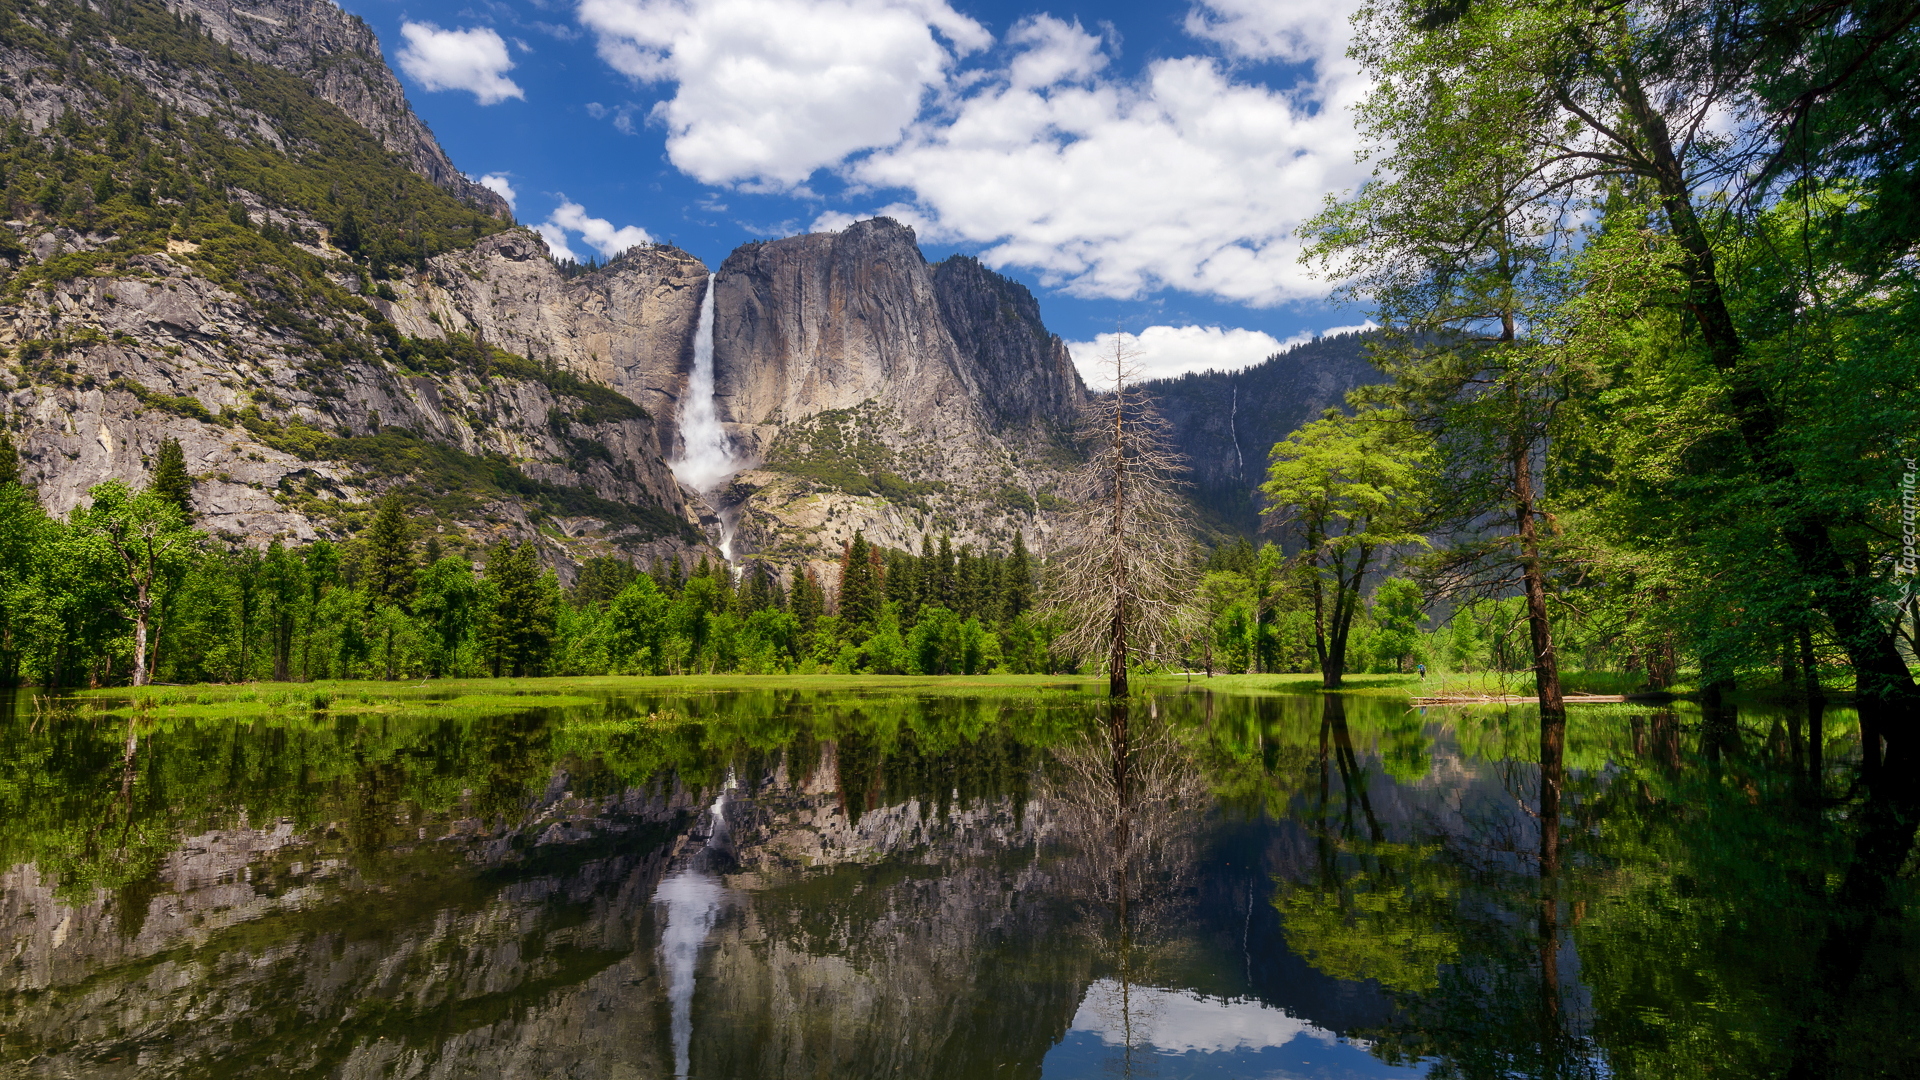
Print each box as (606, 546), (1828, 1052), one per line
(66, 674), (1116, 720)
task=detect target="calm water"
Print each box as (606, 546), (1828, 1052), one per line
(0, 685), (1912, 1079)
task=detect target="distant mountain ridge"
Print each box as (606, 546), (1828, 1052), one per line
(1142, 333), (1384, 536)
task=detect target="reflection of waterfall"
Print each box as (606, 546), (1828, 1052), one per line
(653, 773), (735, 1079)
(670, 274), (745, 566)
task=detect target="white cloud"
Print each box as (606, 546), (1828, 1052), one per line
(574, 0), (990, 187)
(840, 13), (1371, 304)
(1068, 325), (1284, 389)
(474, 173), (518, 210)
(397, 22), (526, 105)
(535, 199), (653, 263)
(1183, 0), (1363, 63)
(1067, 319), (1379, 388)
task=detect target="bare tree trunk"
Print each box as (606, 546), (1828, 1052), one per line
(131, 594), (151, 687)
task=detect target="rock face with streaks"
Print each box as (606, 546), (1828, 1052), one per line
(707, 219), (1088, 570)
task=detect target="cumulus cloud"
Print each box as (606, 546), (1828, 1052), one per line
(844, 14), (1370, 304)
(474, 173), (518, 210)
(1067, 319), (1380, 388)
(534, 199), (653, 263)
(575, 0), (990, 187)
(1067, 325), (1285, 389)
(397, 22), (526, 105)
(1182, 0), (1364, 63)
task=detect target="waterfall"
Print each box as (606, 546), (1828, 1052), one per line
(653, 772), (735, 1079)
(670, 274), (745, 566)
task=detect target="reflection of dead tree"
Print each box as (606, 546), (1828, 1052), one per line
(1047, 699), (1206, 1074)
(1047, 336), (1196, 697)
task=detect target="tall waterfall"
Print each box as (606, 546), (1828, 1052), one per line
(652, 773), (734, 1079)
(670, 274), (745, 565)
(670, 274), (740, 494)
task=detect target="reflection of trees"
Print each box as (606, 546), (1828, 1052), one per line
(1276, 696), (1458, 995)
(1047, 698), (1205, 1076)
(1275, 695), (1601, 1078)
(1277, 696), (1920, 1080)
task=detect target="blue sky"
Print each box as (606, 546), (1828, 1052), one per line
(340, 0), (1378, 385)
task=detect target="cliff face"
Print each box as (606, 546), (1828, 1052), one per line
(711, 219), (1087, 569)
(379, 229), (710, 461)
(932, 254), (1085, 437)
(1143, 333), (1383, 536)
(169, 0), (512, 216)
(3, 234), (700, 560)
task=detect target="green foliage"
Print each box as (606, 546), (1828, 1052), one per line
(148, 435), (192, 515)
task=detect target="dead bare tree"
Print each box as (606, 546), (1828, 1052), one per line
(1047, 334), (1196, 697)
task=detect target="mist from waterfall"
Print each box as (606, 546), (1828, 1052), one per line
(670, 275), (740, 495)
(653, 776), (734, 1079)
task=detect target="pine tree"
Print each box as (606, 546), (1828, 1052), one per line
(792, 566), (824, 636)
(0, 429), (20, 488)
(838, 531), (880, 638)
(150, 436), (192, 516)
(362, 491), (415, 609)
(484, 541), (553, 677)
(1004, 530), (1033, 619)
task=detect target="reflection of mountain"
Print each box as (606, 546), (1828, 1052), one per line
(0, 691), (1495, 1077)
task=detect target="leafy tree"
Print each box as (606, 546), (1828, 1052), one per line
(1370, 578), (1427, 674)
(1262, 407), (1432, 688)
(416, 556), (481, 677)
(608, 573), (670, 673)
(68, 481), (199, 686)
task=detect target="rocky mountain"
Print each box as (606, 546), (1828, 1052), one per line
(0, 0), (1373, 583)
(1143, 333), (1383, 536)
(167, 0), (511, 216)
(0, 0), (1095, 581)
(710, 220), (1086, 569)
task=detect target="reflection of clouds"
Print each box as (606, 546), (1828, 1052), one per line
(1069, 979), (1339, 1054)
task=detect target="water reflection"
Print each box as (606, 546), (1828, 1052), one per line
(655, 772), (735, 1079)
(0, 687), (1914, 1078)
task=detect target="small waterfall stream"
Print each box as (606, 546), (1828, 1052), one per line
(669, 274), (745, 566)
(652, 772), (735, 1079)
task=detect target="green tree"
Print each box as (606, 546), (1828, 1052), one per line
(1369, 578), (1426, 674)
(361, 491), (415, 609)
(149, 436), (192, 517)
(69, 481), (199, 686)
(1263, 408), (1432, 688)
(483, 541), (553, 677)
(416, 555), (481, 677)
(0, 429), (21, 489)
(1003, 529), (1034, 620)
(608, 573), (670, 673)
(838, 531), (881, 640)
